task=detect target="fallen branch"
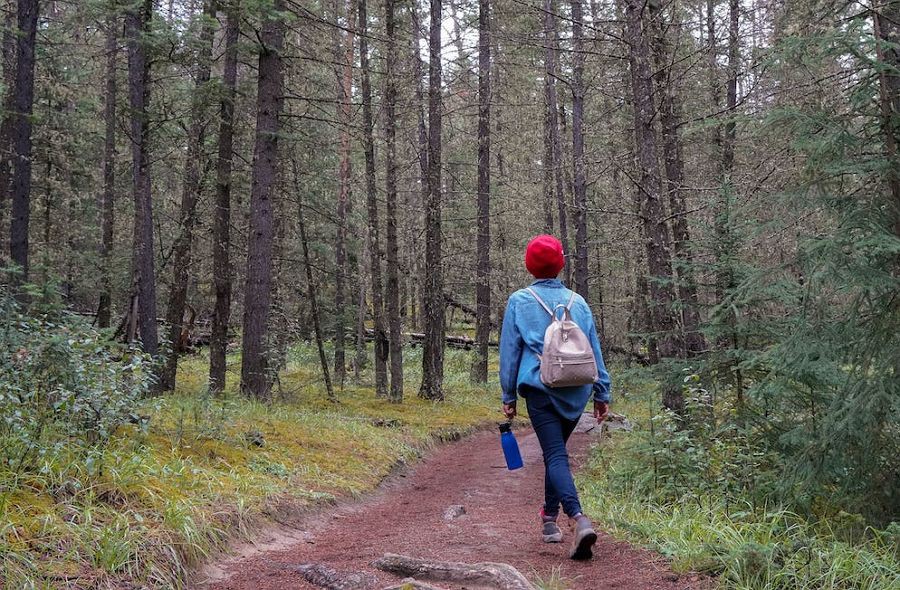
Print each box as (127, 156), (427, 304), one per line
(290, 563), (377, 590)
(373, 553), (536, 590)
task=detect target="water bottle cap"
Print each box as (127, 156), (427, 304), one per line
(498, 421), (512, 433)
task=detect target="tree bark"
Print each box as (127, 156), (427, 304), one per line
(358, 0), (388, 398)
(374, 554), (536, 590)
(240, 1), (285, 400)
(419, 0), (445, 400)
(874, 1), (900, 240)
(125, 0), (159, 356)
(8, 0), (39, 287)
(97, 5), (118, 328)
(332, 0), (355, 390)
(0, 1), (17, 260)
(650, 1), (706, 356)
(161, 0), (217, 392)
(472, 0), (491, 383)
(623, 0), (682, 411)
(383, 0), (403, 401)
(209, 0), (240, 395)
(570, 0), (589, 298)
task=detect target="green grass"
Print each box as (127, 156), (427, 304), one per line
(0, 344), (501, 589)
(577, 374), (900, 590)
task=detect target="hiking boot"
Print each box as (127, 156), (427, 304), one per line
(542, 521), (563, 543)
(540, 509), (562, 543)
(569, 515), (597, 560)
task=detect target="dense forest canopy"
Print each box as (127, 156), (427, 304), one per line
(1, 0), (898, 538)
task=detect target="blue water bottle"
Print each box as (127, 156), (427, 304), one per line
(499, 422), (524, 470)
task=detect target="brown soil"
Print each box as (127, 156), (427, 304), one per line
(193, 428), (704, 590)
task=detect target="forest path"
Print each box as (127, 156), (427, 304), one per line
(194, 426), (702, 590)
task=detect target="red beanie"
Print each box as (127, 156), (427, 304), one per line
(525, 235), (565, 278)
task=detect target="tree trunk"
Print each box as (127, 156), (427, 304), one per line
(650, 1), (706, 357)
(570, 0), (588, 298)
(209, 0), (240, 395)
(296, 168), (335, 402)
(419, 0), (445, 400)
(0, 1), (17, 261)
(383, 0), (403, 401)
(97, 6), (118, 328)
(8, 0), (39, 287)
(874, 1), (900, 240)
(411, 0), (428, 338)
(472, 0), (491, 384)
(542, 0), (570, 284)
(125, 0), (159, 356)
(332, 0), (355, 390)
(541, 0), (556, 236)
(354, 240), (368, 380)
(161, 0), (216, 392)
(358, 0), (388, 398)
(623, 0), (682, 411)
(240, 1), (285, 400)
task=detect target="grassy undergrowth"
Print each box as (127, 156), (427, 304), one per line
(0, 344), (499, 589)
(578, 372), (900, 590)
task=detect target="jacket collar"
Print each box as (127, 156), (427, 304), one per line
(530, 278), (565, 288)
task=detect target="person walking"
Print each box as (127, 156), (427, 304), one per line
(499, 234), (612, 560)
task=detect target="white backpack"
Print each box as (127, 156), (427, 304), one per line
(526, 288), (598, 388)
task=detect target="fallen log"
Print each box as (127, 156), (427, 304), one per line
(373, 553), (536, 590)
(383, 579), (448, 590)
(364, 328), (498, 350)
(442, 293), (498, 329)
(289, 563), (377, 590)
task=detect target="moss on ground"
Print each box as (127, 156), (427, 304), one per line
(0, 345), (501, 589)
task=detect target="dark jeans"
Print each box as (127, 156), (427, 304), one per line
(524, 389), (582, 518)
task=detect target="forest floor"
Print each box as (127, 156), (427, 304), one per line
(193, 425), (705, 590)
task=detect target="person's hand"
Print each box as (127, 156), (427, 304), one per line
(502, 402), (517, 420)
(593, 401), (609, 423)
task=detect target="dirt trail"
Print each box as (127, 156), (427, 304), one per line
(194, 426), (702, 590)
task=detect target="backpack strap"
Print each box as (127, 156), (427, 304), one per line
(564, 290), (577, 310)
(525, 287), (554, 317)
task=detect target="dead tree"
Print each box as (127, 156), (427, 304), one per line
(98, 4), (118, 328)
(209, 1), (241, 394)
(359, 0), (389, 398)
(383, 0), (404, 401)
(623, 0), (683, 412)
(419, 0), (445, 401)
(570, 0), (589, 299)
(331, 0), (354, 389)
(650, 0), (706, 356)
(296, 168), (335, 402)
(472, 0), (491, 383)
(162, 0), (217, 391)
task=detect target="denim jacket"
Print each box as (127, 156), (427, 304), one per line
(499, 279), (611, 421)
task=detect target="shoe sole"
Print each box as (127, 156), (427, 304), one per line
(542, 533), (563, 543)
(569, 529), (597, 560)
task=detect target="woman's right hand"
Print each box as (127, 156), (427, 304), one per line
(502, 402), (517, 420)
